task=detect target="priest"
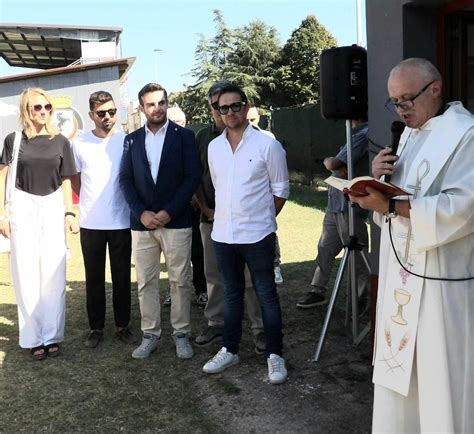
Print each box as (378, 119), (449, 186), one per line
(350, 58), (473, 433)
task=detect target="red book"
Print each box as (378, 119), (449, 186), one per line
(324, 175), (412, 198)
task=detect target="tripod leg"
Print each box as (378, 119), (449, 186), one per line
(350, 247), (359, 342)
(312, 247), (350, 362)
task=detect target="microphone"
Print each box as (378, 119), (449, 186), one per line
(385, 121), (405, 183)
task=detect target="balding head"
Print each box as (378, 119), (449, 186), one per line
(247, 106), (260, 127)
(167, 106), (186, 127)
(387, 58), (443, 128)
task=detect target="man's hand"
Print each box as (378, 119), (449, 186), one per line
(372, 147), (399, 180)
(349, 186), (389, 214)
(201, 206), (215, 222)
(155, 210), (171, 226)
(140, 210), (162, 230)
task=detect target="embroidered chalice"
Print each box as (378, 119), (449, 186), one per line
(391, 288), (411, 325)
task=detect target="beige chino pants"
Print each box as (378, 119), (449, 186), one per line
(132, 227), (193, 337)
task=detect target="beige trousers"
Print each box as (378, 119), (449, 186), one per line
(132, 227), (193, 336)
(199, 222), (263, 333)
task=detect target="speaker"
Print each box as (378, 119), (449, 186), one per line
(320, 45), (368, 120)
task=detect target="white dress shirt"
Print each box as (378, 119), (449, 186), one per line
(145, 120), (168, 183)
(208, 124), (290, 244)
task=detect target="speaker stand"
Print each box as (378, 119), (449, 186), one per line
(313, 119), (371, 363)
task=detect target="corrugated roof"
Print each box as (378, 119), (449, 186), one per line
(0, 57), (136, 84)
(0, 23), (122, 69)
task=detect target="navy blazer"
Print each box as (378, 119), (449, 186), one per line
(119, 121), (202, 230)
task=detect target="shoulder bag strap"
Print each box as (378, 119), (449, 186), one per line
(5, 131), (22, 207)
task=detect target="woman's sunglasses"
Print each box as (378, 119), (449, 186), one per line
(32, 104), (53, 112)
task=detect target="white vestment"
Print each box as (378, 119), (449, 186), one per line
(372, 103), (474, 433)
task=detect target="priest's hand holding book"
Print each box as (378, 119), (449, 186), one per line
(325, 147), (412, 218)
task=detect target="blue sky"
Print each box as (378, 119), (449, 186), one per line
(0, 0), (366, 101)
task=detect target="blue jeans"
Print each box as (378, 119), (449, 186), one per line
(213, 233), (283, 357)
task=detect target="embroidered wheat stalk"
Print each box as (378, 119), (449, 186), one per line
(398, 332), (410, 352)
(384, 324), (392, 347)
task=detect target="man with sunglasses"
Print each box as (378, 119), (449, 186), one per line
(72, 91), (133, 349)
(202, 83), (290, 384)
(193, 82), (265, 354)
(120, 83), (201, 360)
(349, 58), (474, 433)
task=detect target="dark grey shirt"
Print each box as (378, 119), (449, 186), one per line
(327, 123), (369, 215)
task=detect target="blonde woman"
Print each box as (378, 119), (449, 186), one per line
(0, 88), (78, 360)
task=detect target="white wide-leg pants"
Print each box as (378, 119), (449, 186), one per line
(9, 188), (67, 348)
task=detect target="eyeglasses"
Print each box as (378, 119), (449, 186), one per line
(211, 101), (219, 111)
(32, 103), (53, 112)
(218, 102), (246, 115)
(95, 108), (118, 118)
(385, 80), (435, 112)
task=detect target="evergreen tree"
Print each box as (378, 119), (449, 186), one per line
(276, 15), (337, 106)
(225, 20), (281, 107)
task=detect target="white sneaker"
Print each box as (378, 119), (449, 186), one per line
(202, 347), (239, 374)
(132, 333), (160, 359)
(267, 353), (287, 384)
(274, 266), (283, 285)
(173, 333), (193, 359)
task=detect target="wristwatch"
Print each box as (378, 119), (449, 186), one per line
(386, 198), (397, 219)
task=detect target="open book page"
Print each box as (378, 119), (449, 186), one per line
(324, 175), (411, 198)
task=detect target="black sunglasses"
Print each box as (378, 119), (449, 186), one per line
(95, 108), (118, 118)
(32, 103), (52, 112)
(211, 101), (219, 110)
(218, 102), (246, 115)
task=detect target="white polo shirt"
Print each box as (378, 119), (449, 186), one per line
(208, 124), (290, 244)
(73, 130), (129, 230)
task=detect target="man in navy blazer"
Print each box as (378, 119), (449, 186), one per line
(119, 83), (201, 360)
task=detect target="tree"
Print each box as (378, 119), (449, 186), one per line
(275, 15), (337, 106)
(171, 9), (235, 123)
(225, 20), (282, 107)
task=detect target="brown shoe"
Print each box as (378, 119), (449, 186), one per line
(116, 327), (136, 345)
(253, 332), (266, 355)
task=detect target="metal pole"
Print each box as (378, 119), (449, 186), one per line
(356, 0), (363, 47)
(154, 49), (162, 83)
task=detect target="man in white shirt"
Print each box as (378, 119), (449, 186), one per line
(72, 91), (133, 349)
(202, 84), (290, 384)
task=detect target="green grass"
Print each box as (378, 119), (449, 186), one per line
(0, 184), (373, 433)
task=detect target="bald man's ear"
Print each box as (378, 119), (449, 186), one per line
(431, 80), (443, 98)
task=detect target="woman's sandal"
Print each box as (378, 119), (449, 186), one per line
(44, 343), (61, 357)
(30, 345), (46, 361)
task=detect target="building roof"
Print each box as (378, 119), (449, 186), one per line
(0, 23), (122, 69)
(0, 57), (136, 84)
